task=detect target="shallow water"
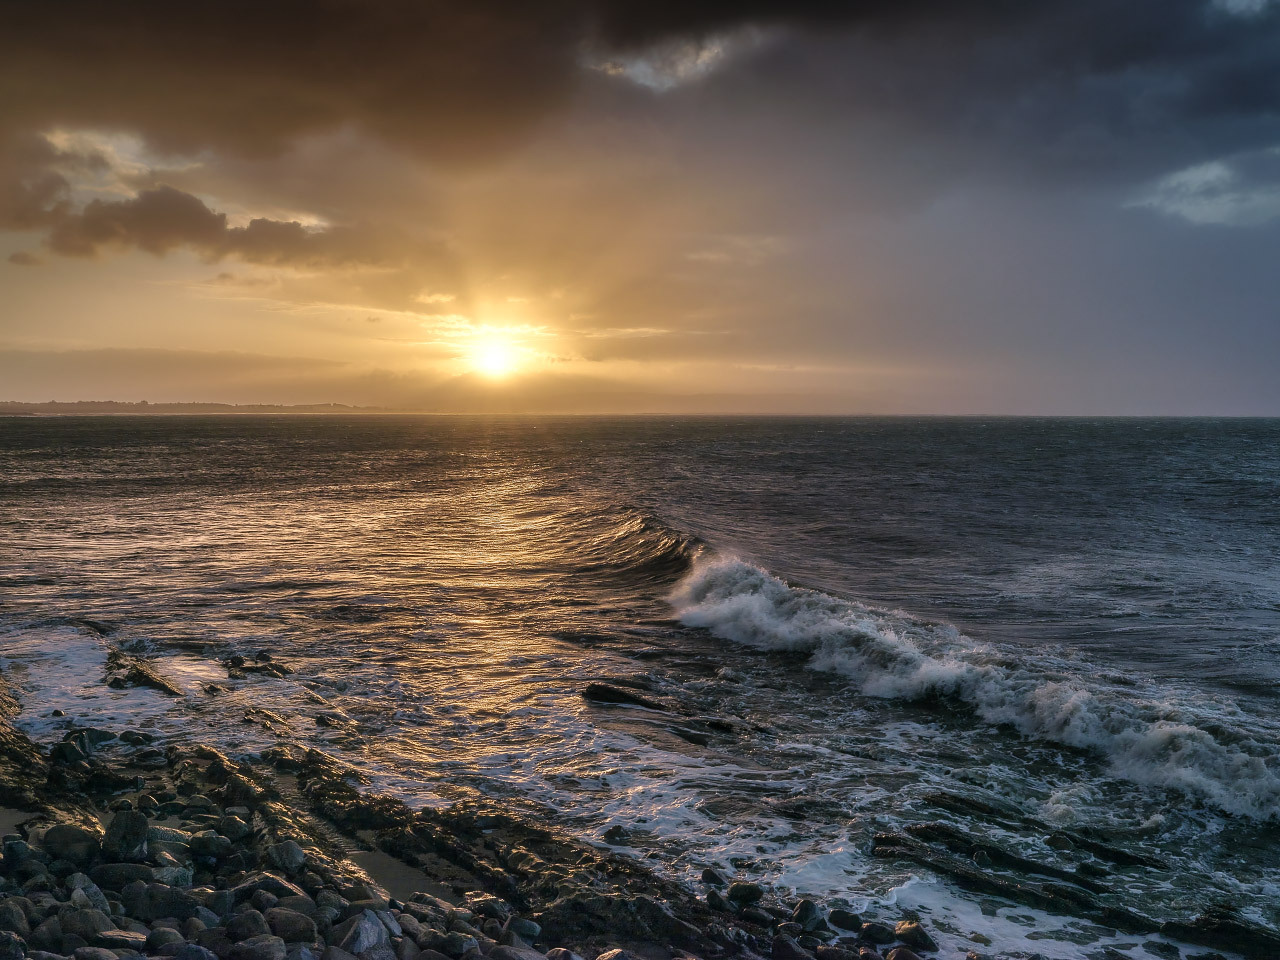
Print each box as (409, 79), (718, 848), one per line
(2, 415), (1279, 959)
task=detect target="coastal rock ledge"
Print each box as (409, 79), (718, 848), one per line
(0, 665), (1277, 960)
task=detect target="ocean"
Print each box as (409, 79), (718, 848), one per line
(3, 415), (1279, 959)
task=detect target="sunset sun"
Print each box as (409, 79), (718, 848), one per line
(472, 339), (518, 377)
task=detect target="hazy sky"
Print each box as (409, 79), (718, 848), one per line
(3, 0), (1280, 413)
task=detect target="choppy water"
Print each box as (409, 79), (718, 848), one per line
(2, 416), (1279, 959)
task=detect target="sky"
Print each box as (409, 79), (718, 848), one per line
(2, 0), (1280, 414)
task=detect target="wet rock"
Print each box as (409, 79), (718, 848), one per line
(773, 934), (812, 960)
(321, 949), (359, 960)
(71, 948), (117, 960)
(41, 826), (100, 866)
(701, 868), (729, 887)
(727, 882), (764, 905)
(229, 935), (289, 960)
(1141, 943), (1181, 960)
(814, 947), (857, 960)
(545, 950), (584, 960)
(893, 922), (936, 952)
(792, 900), (821, 932)
(828, 910), (861, 932)
(706, 890), (731, 912)
(594, 951), (645, 960)
(266, 908), (318, 944)
(228, 910), (273, 942)
(1161, 908), (1280, 959)
(581, 684), (664, 711)
(884, 949), (922, 960)
(740, 906), (773, 926)
(859, 923), (895, 945)
(102, 811), (149, 861)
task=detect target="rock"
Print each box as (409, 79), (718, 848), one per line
(857, 951), (883, 960)
(89, 863), (154, 890)
(148, 928), (188, 951)
(91, 929), (147, 951)
(0, 932), (24, 960)
(267, 843), (307, 876)
(228, 911), (273, 942)
(58, 909), (113, 942)
(229, 935), (289, 960)
(545, 951), (584, 960)
(893, 922), (936, 952)
(595, 951), (645, 960)
(701, 868), (729, 887)
(488, 948), (545, 960)
(174, 944), (221, 960)
(0, 902), (30, 938)
(321, 949), (359, 960)
(1161, 908), (1280, 958)
(740, 906), (773, 926)
(219, 817), (252, 843)
(439, 932), (477, 959)
(123, 882), (202, 922)
(233, 875), (309, 904)
(727, 882), (765, 904)
(792, 900), (822, 932)
(859, 923), (895, 945)
(773, 934), (812, 960)
(581, 684), (664, 710)
(706, 890), (731, 912)
(190, 833), (233, 861)
(814, 947), (857, 960)
(500, 918), (539, 942)
(266, 909), (318, 944)
(102, 811), (149, 861)
(66, 876), (110, 913)
(828, 910), (861, 932)
(333, 912), (389, 956)
(41, 826), (100, 866)
(884, 950), (921, 960)
(71, 949), (117, 960)
(287, 946), (319, 960)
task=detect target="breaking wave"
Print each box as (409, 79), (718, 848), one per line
(672, 555), (1280, 821)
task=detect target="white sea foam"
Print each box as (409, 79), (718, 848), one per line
(672, 556), (1280, 820)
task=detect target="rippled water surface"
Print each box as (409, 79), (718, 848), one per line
(3, 415), (1279, 959)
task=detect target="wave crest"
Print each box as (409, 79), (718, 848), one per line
(672, 556), (1280, 820)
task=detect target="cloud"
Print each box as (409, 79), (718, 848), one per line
(1132, 147), (1280, 225)
(38, 185), (457, 280)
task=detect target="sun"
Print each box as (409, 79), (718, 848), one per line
(471, 339), (518, 377)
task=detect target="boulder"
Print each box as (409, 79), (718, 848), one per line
(772, 935), (812, 960)
(726, 882), (764, 904)
(227, 911), (273, 942)
(102, 811), (149, 861)
(893, 922), (936, 952)
(229, 936), (289, 960)
(266, 908), (318, 944)
(332, 912), (389, 956)
(42, 826), (100, 865)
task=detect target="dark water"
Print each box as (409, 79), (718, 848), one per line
(2, 416), (1279, 959)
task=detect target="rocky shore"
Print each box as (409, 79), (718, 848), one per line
(1, 669), (1278, 960)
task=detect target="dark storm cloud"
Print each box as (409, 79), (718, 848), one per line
(43, 185), (456, 276)
(1, 1), (1277, 161)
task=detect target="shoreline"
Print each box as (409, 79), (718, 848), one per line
(2, 671), (1279, 960)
